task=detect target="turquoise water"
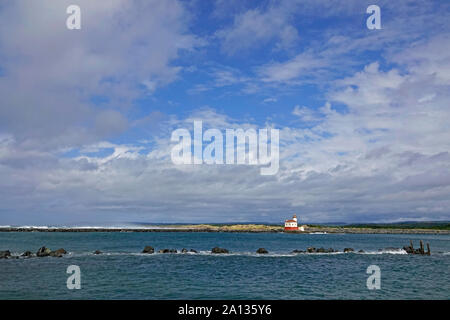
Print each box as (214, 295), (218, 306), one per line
(0, 232), (449, 299)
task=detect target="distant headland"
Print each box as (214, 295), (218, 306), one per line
(0, 222), (449, 234)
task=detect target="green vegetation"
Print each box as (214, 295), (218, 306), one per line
(326, 222), (450, 230)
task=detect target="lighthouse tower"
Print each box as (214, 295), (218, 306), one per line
(284, 215), (299, 231)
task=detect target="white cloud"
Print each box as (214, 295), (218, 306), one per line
(263, 98), (277, 103)
(0, 0), (198, 150)
(257, 52), (326, 83)
(216, 4), (299, 55)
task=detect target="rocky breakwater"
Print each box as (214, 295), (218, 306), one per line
(211, 247), (229, 254)
(403, 240), (431, 255)
(292, 247), (351, 253)
(0, 246), (68, 259)
(142, 246), (198, 254)
(142, 246), (155, 254)
(0, 250), (11, 259)
(37, 247), (67, 258)
(158, 249), (178, 253)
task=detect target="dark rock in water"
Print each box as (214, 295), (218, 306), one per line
(49, 248), (67, 258)
(49, 251), (63, 257)
(317, 247), (334, 253)
(36, 247), (52, 257)
(307, 247), (316, 253)
(343, 248), (354, 253)
(403, 241), (431, 255)
(93, 250), (102, 255)
(358, 250), (365, 253)
(0, 250), (11, 259)
(181, 248), (188, 253)
(21, 251), (34, 257)
(189, 249), (198, 253)
(256, 248), (268, 254)
(158, 249), (177, 253)
(211, 247), (229, 254)
(292, 249), (304, 253)
(53, 248), (67, 255)
(403, 245), (414, 254)
(142, 246), (154, 254)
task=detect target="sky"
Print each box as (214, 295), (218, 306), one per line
(0, 0), (449, 225)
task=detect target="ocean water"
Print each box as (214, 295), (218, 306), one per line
(0, 232), (449, 299)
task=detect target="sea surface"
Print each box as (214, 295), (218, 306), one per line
(0, 232), (449, 299)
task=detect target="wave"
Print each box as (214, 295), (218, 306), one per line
(7, 249), (446, 259)
(358, 249), (408, 255)
(58, 249), (410, 258)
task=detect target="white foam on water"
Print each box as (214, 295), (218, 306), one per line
(361, 249), (408, 255)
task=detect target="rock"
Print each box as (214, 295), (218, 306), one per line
(181, 248), (188, 253)
(292, 249), (304, 253)
(142, 246), (154, 254)
(327, 248), (335, 253)
(256, 248), (268, 254)
(307, 247), (316, 253)
(158, 249), (177, 253)
(49, 251), (63, 257)
(21, 251), (34, 257)
(36, 247), (52, 257)
(211, 247), (229, 254)
(343, 248), (354, 253)
(189, 249), (198, 253)
(317, 247), (326, 253)
(0, 250), (11, 259)
(358, 250), (365, 253)
(93, 250), (102, 255)
(49, 248), (67, 258)
(403, 245), (414, 254)
(403, 241), (430, 255)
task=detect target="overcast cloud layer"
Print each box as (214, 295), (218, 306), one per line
(0, 0), (449, 225)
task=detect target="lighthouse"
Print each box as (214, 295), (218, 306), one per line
(284, 215), (305, 231)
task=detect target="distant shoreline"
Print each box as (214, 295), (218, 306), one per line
(0, 225), (449, 234)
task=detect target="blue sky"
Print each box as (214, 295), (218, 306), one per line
(0, 0), (450, 225)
